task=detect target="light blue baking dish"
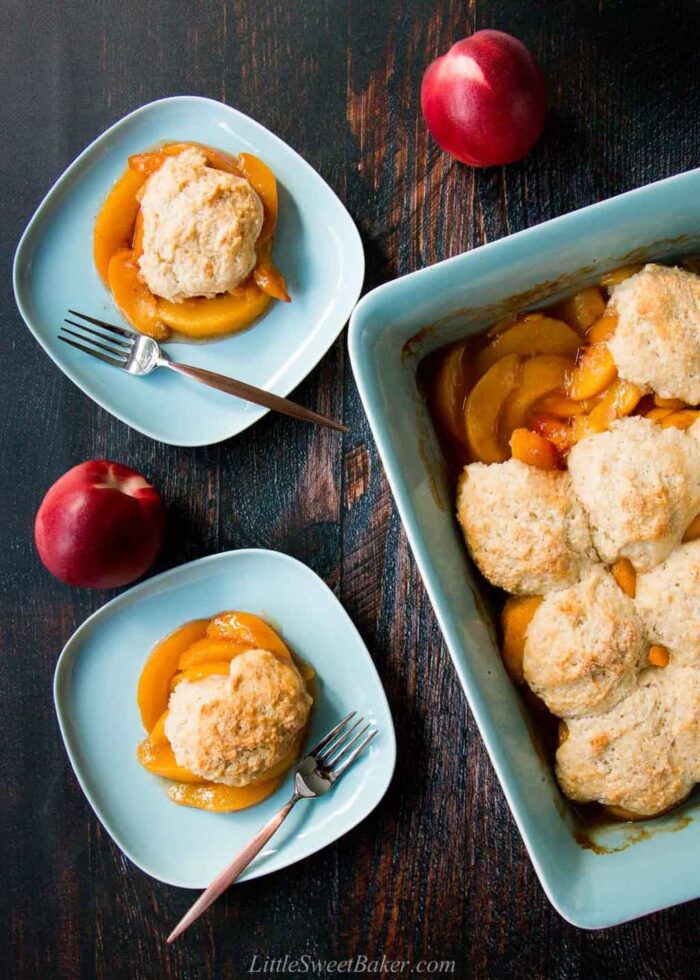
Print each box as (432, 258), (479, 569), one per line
(349, 168), (700, 928)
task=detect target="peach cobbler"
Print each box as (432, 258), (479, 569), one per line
(137, 612), (313, 812)
(420, 260), (700, 820)
(94, 142), (289, 341)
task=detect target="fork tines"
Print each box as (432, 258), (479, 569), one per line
(309, 710), (378, 778)
(58, 310), (134, 367)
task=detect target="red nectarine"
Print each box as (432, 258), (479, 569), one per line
(34, 461), (165, 588)
(421, 29), (548, 167)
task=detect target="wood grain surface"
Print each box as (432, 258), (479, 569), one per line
(1, 1), (698, 978)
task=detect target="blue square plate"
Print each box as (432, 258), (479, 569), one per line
(54, 549), (395, 887)
(14, 96), (364, 446)
(349, 168), (700, 928)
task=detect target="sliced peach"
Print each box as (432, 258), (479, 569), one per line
(93, 167), (148, 283)
(475, 318), (579, 375)
(167, 778), (281, 812)
(654, 394), (686, 410)
(683, 514), (700, 543)
(487, 314), (518, 337)
(129, 143), (245, 177)
(107, 248), (169, 340)
(253, 239), (289, 301)
(163, 142), (244, 176)
(501, 595), (543, 685)
(177, 638), (249, 670)
(599, 264), (643, 289)
(659, 410), (700, 430)
(537, 395), (588, 417)
(552, 286), (606, 334)
(568, 345), (617, 400)
(137, 737), (204, 783)
(137, 619), (209, 731)
(132, 210), (144, 259)
(587, 313), (618, 345)
(128, 152), (167, 175)
(509, 428), (562, 470)
(157, 280), (272, 339)
(611, 558), (636, 598)
(147, 710), (169, 746)
(296, 659), (316, 683)
(253, 263), (289, 302)
(431, 341), (470, 443)
(206, 611), (293, 663)
(571, 414), (593, 444)
(532, 415), (576, 455)
(238, 152), (278, 242)
(465, 354), (522, 463)
(500, 355), (571, 437)
(645, 407), (675, 422)
(171, 661), (232, 689)
(648, 645), (670, 668)
(587, 379), (644, 433)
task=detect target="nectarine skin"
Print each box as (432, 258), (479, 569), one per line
(34, 461), (165, 588)
(420, 29), (548, 167)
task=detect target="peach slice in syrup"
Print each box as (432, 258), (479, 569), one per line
(156, 281), (272, 339)
(612, 558), (636, 598)
(500, 355), (572, 439)
(465, 354), (522, 463)
(137, 738), (204, 784)
(93, 167), (148, 283)
(599, 264), (643, 289)
(501, 595), (543, 685)
(568, 344), (617, 400)
(206, 611), (293, 662)
(509, 428), (562, 471)
(170, 661), (233, 689)
(107, 248), (168, 341)
(552, 286), (606, 335)
(431, 340), (471, 444)
(167, 779), (282, 812)
(475, 317), (579, 376)
(137, 620), (209, 731)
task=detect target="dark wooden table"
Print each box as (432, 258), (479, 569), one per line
(2, 2), (698, 977)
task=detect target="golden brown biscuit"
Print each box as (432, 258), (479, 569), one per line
(568, 416), (700, 572)
(635, 540), (700, 665)
(457, 458), (596, 595)
(556, 665), (700, 817)
(608, 263), (700, 403)
(523, 566), (646, 718)
(165, 648), (311, 786)
(139, 147), (264, 302)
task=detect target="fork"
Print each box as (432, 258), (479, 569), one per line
(59, 311), (348, 433)
(167, 711), (378, 943)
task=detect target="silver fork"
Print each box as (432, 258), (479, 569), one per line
(167, 711), (378, 943)
(59, 311), (348, 433)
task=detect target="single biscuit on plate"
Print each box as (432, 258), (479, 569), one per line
(165, 648), (311, 787)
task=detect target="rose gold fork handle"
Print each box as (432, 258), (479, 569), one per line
(164, 361), (348, 432)
(166, 795), (300, 943)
